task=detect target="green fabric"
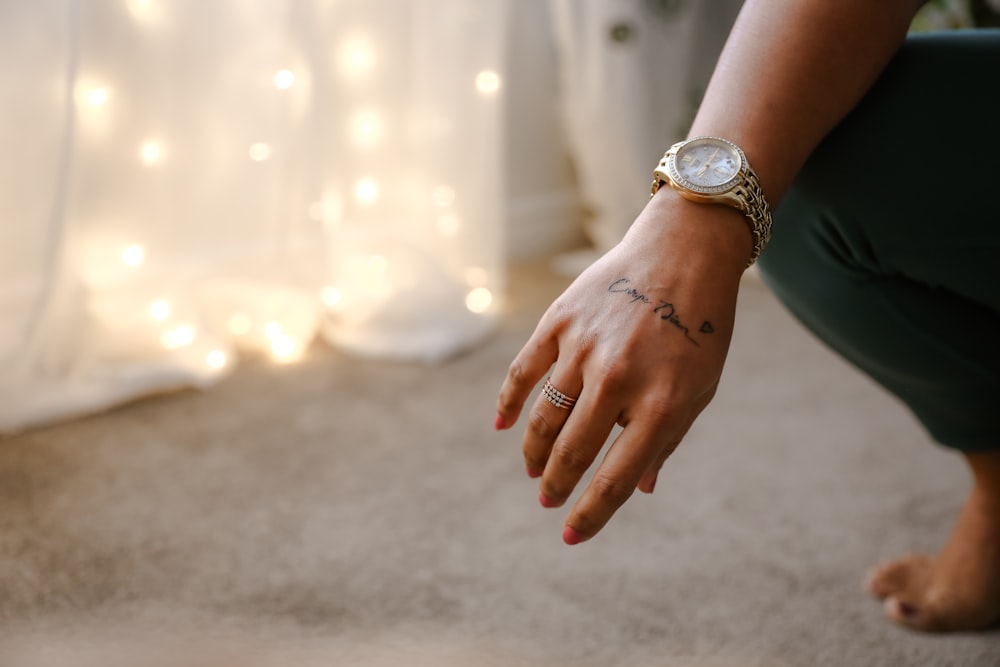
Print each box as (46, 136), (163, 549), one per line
(757, 30), (1000, 451)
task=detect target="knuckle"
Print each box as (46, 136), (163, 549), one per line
(506, 358), (529, 388)
(643, 392), (686, 425)
(589, 472), (635, 508)
(525, 409), (559, 441)
(551, 442), (591, 476)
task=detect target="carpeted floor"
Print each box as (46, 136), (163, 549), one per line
(1, 262), (997, 667)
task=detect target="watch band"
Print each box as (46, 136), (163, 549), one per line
(650, 141), (772, 267)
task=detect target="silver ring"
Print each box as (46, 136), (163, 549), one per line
(541, 377), (577, 410)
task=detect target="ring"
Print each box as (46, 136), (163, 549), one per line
(541, 377), (577, 410)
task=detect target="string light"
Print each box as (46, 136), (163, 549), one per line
(148, 299), (170, 321)
(83, 86), (110, 107)
(270, 335), (298, 361)
(465, 287), (493, 313)
(249, 142), (272, 162)
(205, 350), (228, 370)
(475, 70), (501, 95)
(338, 34), (376, 78)
(121, 244), (145, 267)
(161, 324), (196, 350)
(354, 178), (378, 204)
(348, 109), (384, 149)
(139, 140), (164, 165)
(126, 0), (160, 21)
(321, 286), (342, 308)
(274, 69), (295, 90)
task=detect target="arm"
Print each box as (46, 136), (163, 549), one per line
(496, 0), (927, 545)
(693, 0), (926, 204)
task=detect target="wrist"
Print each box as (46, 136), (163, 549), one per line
(626, 189), (754, 280)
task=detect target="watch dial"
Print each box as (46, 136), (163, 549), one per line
(672, 137), (742, 192)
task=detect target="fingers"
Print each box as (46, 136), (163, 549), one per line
(563, 394), (700, 545)
(522, 372), (584, 482)
(562, 413), (687, 545)
(495, 324), (561, 431)
(534, 382), (620, 507)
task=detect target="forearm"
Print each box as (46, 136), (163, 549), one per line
(689, 0), (927, 205)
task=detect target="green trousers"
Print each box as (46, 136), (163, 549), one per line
(757, 30), (1000, 452)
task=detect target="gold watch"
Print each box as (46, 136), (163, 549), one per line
(650, 136), (772, 266)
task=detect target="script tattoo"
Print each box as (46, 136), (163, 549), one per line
(608, 277), (714, 347)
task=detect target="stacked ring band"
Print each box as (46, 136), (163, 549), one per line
(541, 378), (577, 410)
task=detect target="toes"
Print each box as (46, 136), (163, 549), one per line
(865, 555), (932, 600)
(883, 596), (936, 632)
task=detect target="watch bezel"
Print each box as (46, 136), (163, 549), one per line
(666, 136), (747, 196)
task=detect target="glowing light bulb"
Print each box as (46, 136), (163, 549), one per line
(140, 140), (163, 165)
(354, 178), (378, 204)
(271, 334), (298, 361)
(274, 69), (295, 90)
(121, 244), (145, 267)
(249, 142), (272, 162)
(321, 286), (342, 308)
(465, 287), (493, 313)
(475, 70), (501, 95)
(227, 313), (252, 336)
(127, 0), (157, 20)
(437, 213), (461, 237)
(338, 34), (376, 78)
(432, 186), (456, 207)
(161, 324), (195, 350)
(349, 109), (384, 149)
(206, 350), (228, 370)
(83, 86), (110, 108)
(149, 299), (170, 321)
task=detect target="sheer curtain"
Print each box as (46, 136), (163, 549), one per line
(0, 0), (507, 433)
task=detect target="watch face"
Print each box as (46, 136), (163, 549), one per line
(669, 137), (744, 194)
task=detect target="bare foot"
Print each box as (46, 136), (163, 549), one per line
(865, 451), (1000, 632)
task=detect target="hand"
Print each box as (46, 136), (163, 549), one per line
(496, 190), (751, 544)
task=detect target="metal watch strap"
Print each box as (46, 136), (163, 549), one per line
(650, 149), (773, 267)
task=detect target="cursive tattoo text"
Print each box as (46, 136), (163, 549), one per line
(608, 277), (714, 347)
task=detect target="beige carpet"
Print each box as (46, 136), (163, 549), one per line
(1, 262), (997, 667)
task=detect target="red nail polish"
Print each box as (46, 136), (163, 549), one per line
(494, 414), (505, 430)
(526, 465), (542, 479)
(539, 491), (558, 508)
(563, 525), (584, 545)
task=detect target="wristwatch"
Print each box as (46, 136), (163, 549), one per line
(650, 136), (772, 266)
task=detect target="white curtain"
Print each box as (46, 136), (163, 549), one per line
(0, 0), (741, 434)
(0, 0), (507, 433)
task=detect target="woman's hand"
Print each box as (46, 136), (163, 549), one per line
(496, 190), (751, 544)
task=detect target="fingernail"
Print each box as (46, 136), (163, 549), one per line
(563, 525), (584, 546)
(526, 465), (543, 479)
(539, 491), (559, 508)
(494, 414), (505, 431)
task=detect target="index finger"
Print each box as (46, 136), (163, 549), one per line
(495, 327), (559, 431)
